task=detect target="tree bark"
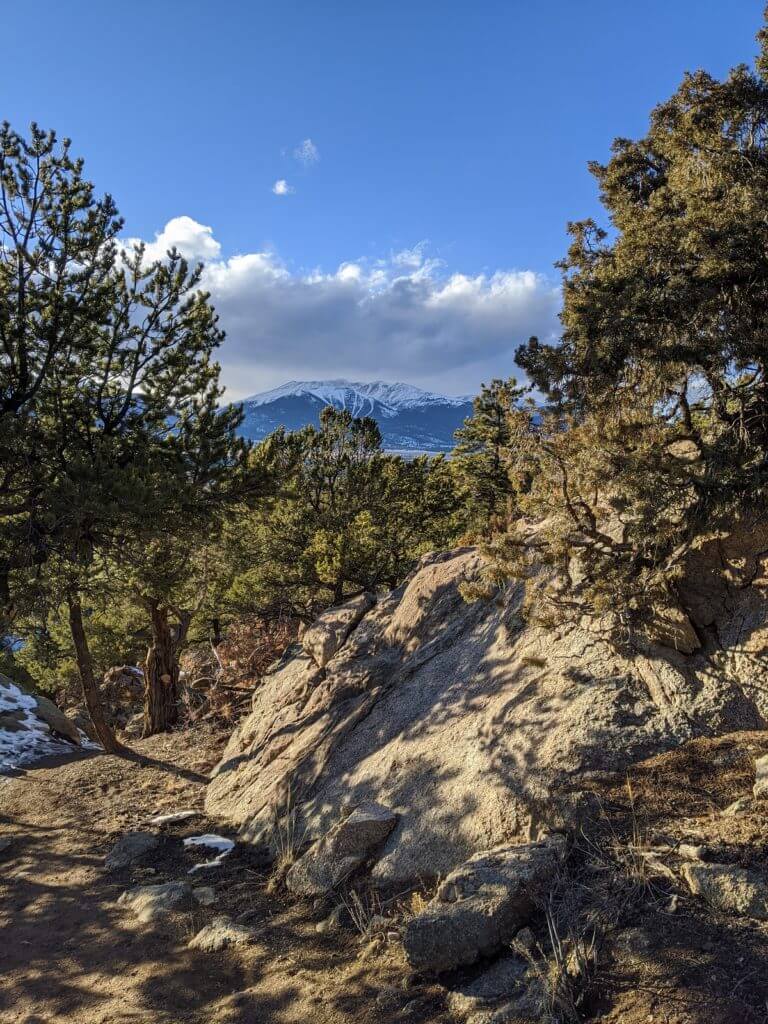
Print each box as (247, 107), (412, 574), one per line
(143, 602), (180, 736)
(67, 592), (126, 755)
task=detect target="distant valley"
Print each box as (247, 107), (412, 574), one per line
(236, 379), (474, 452)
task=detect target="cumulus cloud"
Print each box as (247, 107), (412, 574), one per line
(119, 215), (221, 263)
(293, 138), (319, 165)
(120, 217), (560, 399)
(272, 179), (294, 196)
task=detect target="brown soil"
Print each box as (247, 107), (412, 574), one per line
(2, 727), (768, 1024)
(0, 727), (444, 1024)
(568, 730), (768, 1024)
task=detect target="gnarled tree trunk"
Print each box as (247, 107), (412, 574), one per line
(67, 591), (125, 755)
(143, 602), (191, 737)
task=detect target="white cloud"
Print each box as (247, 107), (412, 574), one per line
(119, 217), (560, 399)
(119, 215), (221, 263)
(272, 179), (294, 196)
(293, 138), (319, 165)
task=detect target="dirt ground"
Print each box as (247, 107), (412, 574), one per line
(571, 730), (768, 1024)
(2, 726), (768, 1024)
(0, 727), (444, 1024)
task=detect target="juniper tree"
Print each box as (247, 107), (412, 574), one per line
(498, 10), (768, 627)
(452, 378), (528, 536)
(224, 407), (460, 620)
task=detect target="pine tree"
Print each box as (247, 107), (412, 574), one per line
(1, 123), (252, 744)
(499, 10), (768, 628)
(452, 378), (528, 536)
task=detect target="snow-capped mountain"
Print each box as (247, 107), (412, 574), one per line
(237, 379), (475, 452)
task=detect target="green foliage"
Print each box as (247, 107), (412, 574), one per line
(452, 378), (530, 536)
(14, 595), (146, 700)
(1, 122), (251, 605)
(488, 13), (768, 627)
(224, 407), (462, 620)
(0, 122), (259, 737)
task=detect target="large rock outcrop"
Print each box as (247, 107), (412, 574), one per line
(207, 528), (768, 887)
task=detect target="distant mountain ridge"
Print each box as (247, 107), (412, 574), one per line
(237, 379), (475, 452)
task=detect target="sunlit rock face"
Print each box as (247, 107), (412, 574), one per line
(207, 527), (768, 887)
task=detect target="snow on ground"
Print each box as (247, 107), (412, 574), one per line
(148, 810), (201, 825)
(183, 834), (236, 873)
(0, 677), (82, 771)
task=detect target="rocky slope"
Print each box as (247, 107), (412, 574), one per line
(206, 524), (768, 888)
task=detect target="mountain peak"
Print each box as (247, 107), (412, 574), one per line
(238, 379), (475, 452)
(242, 379), (472, 412)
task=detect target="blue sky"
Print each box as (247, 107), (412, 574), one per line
(3, 1), (764, 397)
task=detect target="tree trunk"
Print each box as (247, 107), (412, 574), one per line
(143, 602), (180, 737)
(210, 617), (222, 647)
(67, 592), (126, 755)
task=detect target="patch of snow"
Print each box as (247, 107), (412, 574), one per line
(148, 810), (200, 826)
(242, 379), (472, 416)
(184, 834), (235, 853)
(0, 678), (83, 771)
(184, 833), (236, 874)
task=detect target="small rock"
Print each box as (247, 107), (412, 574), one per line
(754, 755), (768, 799)
(33, 694), (81, 745)
(105, 832), (159, 871)
(188, 915), (256, 952)
(678, 843), (706, 861)
(447, 954), (529, 1021)
(722, 797), (752, 817)
(403, 834), (567, 972)
(192, 886), (216, 906)
(682, 862), (768, 920)
(118, 881), (192, 923)
(286, 802), (397, 896)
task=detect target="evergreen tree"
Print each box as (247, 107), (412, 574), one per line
(1, 123), (252, 744)
(496, 11), (768, 628)
(452, 378), (528, 535)
(224, 407), (460, 620)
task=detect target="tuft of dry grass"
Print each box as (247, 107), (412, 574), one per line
(513, 897), (598, 1023)
(266, 789), (305, 891)
(340, 888), (384, 939)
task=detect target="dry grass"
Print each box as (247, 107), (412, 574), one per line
(340, 888), (384, 939)
(265, 789), (305, 891)
(511, 894), (599, 1023)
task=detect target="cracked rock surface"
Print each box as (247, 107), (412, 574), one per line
(208, 527), (768, 886)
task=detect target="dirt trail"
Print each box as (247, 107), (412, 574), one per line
(0, 729), (443, 1024)
(4, 726), (768, 1024)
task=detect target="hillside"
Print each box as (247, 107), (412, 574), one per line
(237, 380), (474, 452)
(5, 537), (768, 1023)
